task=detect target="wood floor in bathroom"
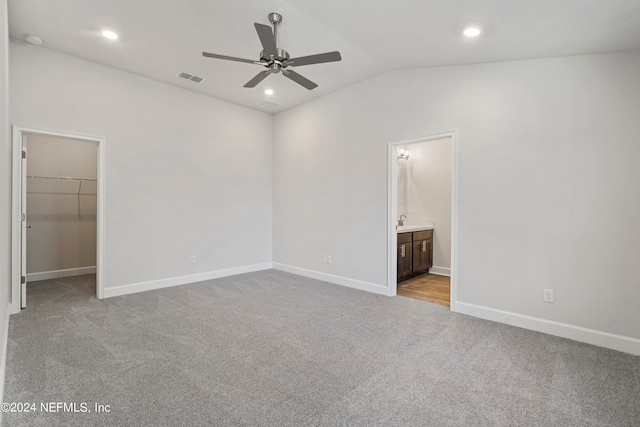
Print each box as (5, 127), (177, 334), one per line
(397, 273), (450, 307)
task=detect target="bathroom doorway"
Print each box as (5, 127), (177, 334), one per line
(387, 132), (457, 311)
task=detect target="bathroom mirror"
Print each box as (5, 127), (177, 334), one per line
(397, 148), (409, 219)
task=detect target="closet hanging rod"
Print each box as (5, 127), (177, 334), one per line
(27, 175), (97, 182)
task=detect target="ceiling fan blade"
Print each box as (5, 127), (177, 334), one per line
(243, 70), (271, 88)
(202, 52), (258, 64)
(254, 23), (277, 57)
(288, 51), (342, 67)
(282, 69), (318, 90)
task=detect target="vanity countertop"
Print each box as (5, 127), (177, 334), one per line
(396, 223), (434, 233)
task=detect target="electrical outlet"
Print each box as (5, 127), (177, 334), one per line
(322, 255), (327, 263)
(190, 256), (196, 264)
(327, 255), (332, 264)
(543, 289), (554, 303)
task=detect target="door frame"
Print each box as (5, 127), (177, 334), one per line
(11, 126), (106, 313)
(387, 131), (458, 312)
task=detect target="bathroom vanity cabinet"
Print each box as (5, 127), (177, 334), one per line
(397, 229), (433, 283)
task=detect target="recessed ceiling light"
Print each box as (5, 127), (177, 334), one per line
(264, 89), (274, 96)
(102, 30), (118, 40)
(463, 27), (481, 38)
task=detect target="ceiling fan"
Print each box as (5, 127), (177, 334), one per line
(202, 12), (342, 90)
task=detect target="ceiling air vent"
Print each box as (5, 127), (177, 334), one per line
(177, 71), (205, 83)
(255, 99), (281, 109)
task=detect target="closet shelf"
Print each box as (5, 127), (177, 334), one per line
(26, 175), (97, 196)
(27, 174), (97, 181)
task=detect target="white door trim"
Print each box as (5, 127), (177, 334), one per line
(11, 126), (106, 313)
(19, 142), (26, 308)
(387, 131), (458, 312)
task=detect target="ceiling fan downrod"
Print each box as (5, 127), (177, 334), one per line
(268, 12), (282, 47)
(267, 12), (284, 73)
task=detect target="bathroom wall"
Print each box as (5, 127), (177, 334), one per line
(404, 138), (452, 272)
(26, 134), (97, 279)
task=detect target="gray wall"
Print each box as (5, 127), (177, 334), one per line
(273, 50), (640, 341)
(26, 134), (97, 275)
(0, 0), (10, 405)
(10, 40), (273, 292)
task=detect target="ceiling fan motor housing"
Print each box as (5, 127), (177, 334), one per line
(260, 48), (290, 73)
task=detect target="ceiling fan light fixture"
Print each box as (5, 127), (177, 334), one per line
(264, 89), (274, 96)
(463, 27), (481, 38)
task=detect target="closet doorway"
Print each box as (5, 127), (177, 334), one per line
(12, 127), (105, 313)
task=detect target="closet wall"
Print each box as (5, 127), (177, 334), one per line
(26, 134), (97, 279)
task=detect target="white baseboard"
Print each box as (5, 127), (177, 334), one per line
(272, 263), (389, 296)
(102, 263), (273, 299)
(0, 302), (11, 423)
(27, 266), (96, 282)
(455, 302), (640, 356)
(428, 266), (450, 276)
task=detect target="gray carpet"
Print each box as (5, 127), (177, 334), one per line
(2, 270), (639, 426)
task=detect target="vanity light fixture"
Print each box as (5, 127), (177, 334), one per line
(397, 149), (410, 160)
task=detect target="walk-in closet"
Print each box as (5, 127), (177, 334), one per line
(25, 134), (98, 291)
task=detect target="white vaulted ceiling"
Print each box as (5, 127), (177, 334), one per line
(8, 0), (640, 113)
